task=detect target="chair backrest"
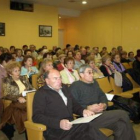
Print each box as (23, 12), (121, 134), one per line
(109, 77), (122, 94)
(129, 62), (133, 68)
(26, 92), (35, 121)
(32, 74), (39, 89)
(96, 77), (113, 93)
(122, 63), (131, 69)
(126, 73), (140, 88)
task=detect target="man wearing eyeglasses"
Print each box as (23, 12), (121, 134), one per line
(70, 64), (136, 140)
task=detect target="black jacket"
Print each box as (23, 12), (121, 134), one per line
(32, 84), (84, 136)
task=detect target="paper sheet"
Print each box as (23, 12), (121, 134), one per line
(105, 93), (114, 101)
(22, 90), (36, 97)
(71, 113), (102, 124)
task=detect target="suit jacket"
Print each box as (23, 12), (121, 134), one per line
(0, 65), (7, 98)
(2, 75), (33, 101)
(32, 84), (84, 137)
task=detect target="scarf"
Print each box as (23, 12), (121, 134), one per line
(113, 62), (125, 72)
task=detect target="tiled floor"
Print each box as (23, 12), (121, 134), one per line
(0, 123), (140, 140)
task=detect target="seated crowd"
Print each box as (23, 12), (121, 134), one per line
(0, 44), (140, 140)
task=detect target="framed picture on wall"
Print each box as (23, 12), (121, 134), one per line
(0, 22), (5, 36)
(39, 25), (52, 37)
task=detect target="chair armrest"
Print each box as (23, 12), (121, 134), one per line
(113, 93), (133, 98)
(24, 121), (46, 131)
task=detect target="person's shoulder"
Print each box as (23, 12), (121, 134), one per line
(3, 76), (11, 83)
(70, 80), (81, 87)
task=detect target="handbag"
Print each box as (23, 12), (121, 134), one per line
(114, 70), (122, 87)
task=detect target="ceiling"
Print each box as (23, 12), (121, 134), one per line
(11, 0), (127, 11)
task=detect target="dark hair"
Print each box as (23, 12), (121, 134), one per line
(67, 51), (74, 56)
(24, 49), (32, 55)
(0, 53), (13, 64)
(66, 44), (71, 49)
(22, 55), (34, 66)
(74, 45), (79, 51)
(128, 51), (134, 57)
(64, 57), (75, 65)
(10, 46), (15, 50)
(22, 45), (28, 49)
(43, 52), (52, 59)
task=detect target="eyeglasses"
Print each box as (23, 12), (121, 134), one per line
(83, 71), (93, 75)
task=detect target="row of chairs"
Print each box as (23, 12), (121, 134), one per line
(3, 73), (140, 140)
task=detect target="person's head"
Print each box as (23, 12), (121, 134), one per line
(80, 48), (87, 55)
(111, 47), (117, 55)
(40, 59), (53, 75)
(74, 45), (79, 51)
(74, 51), (81, 61)
(24, 49), (32, 56)
(10, 46), (15, 53)
(66, 44), (71, 50)
(112, 53), (121, 63)
(102, 55), (111, 66)
(6, 61), (21, 80)
(22, 55), (34, 67)
(64, 57), (75, 69)
(117, 46), (123, 53)
(121, 51), (127, 59)
(86, 57), (96, 69)
(102, 47), (107, 51)
(0, 53), (13, 67)
(11, 53), (16, 60)
(93, 47), (99, 54)
(78, 64), (93, 83)
(89, 51), (95, 58)
(67, 51), (73, 57)
(44, 69), (62, 91)
(136, 54), (140, 62)
(16, 49), (22, 57)
(3, 48), (9, 53)
(58, 54), (66, 64)
(128, 51), (134, 59)
(29, 44), (36, 52)
(22, 45), (28, 51)
(42, 45), (47, 49)
(43, 52), (52, 60)
(0, 47), (4, 55)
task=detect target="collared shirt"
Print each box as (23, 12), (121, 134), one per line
(48, 85), (67, 106)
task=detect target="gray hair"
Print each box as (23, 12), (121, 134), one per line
(78, 64), (92, 74)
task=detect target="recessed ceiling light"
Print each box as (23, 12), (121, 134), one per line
(82, 1), (87, 4)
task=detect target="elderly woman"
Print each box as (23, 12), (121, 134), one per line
(37, 59), (53, 88)
(100, 55), (115, 77)
(21, 55), (38, 83)
(86, 56), (104, 79)
(0, 61), (33, 139)
(60, 57), (80, 85)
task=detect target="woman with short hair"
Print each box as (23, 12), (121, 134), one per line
(0, 61), (33, 139)
(60, 57), (80, 85)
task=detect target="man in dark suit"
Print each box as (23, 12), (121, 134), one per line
(33, 69), (110, 140)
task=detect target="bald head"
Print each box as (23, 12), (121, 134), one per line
(44, 69), (62, 91)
